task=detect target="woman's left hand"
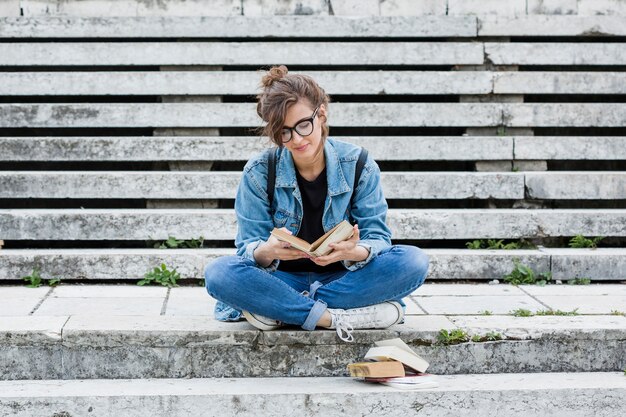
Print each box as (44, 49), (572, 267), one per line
(310, 224), (369, 266)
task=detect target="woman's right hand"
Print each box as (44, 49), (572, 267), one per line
(253, 228), (310, 266)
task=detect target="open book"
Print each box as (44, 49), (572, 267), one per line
(270, 220), (354, 257)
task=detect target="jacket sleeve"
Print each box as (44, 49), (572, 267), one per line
(342, 156), (392, 271)
(234, 157), (279, 272)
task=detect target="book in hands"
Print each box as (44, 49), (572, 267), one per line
(270, 220), (354, 257)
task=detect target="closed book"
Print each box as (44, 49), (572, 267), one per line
(364, 338), (429, 373)
(347, 361), (405, 378)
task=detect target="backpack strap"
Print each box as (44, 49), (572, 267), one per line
(351, 147), (368, 207)
(267, 148), (277, 209)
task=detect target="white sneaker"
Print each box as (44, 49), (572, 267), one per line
(242, 310), (283, 331)
(325, 301), (404, 343)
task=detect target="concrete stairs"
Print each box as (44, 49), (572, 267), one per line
(1, 0), (626, 415)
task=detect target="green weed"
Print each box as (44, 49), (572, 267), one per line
(568, 277), (591, 285)
(503, 260), (551, 286)
(22, 268), (61, 288)
(536, 308), (579, 316)
(568, 235), (604, 249)
(610, 310), (624, 316)
(511, 308), (533, 317)
(150, 236), (205, 249)
(436, 329), (469, 346)
(138, 263), (180, 287)
(479, 310), (492, 316)
(465, 239), (536, 250)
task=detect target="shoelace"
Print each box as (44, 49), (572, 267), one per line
(332, 313), (354, 343)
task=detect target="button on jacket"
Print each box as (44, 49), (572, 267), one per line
(235, 137), (392, 272)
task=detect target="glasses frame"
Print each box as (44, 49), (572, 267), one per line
(280, 106), (320, 144)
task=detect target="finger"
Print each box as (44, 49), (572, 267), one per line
(279, 227), (293, 235)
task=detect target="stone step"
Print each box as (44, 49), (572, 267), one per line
(2, 248), (625, 281)
(479, 15), (626, 36)
(3, 15), (625, 38)
(1, 310), (624, 379)
(485, 42), (626, 65)
(0, 15), (477, 38)
(0, 171), (526, 200)
(3, 71), (625, 95)
(3, 171), (626, 200)
(1, 103), (625, 128)
(2, 136), (625, 162)
(0, 42), (485, 66)
(2, 208), (625, 241)
(1, 373), (625, 417)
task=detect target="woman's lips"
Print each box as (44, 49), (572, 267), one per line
(294, 144), (308, 151)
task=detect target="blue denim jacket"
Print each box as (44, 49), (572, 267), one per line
(215, 137), (392, 321)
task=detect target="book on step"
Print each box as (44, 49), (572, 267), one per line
(363, 338), (430, 374)
(347, 360), (405, 378)
(270, 220), (354, 257)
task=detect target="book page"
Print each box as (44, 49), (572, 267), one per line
(374, 338), (416, 356)
(311, 221), (354, 257)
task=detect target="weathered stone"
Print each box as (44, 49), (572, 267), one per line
(0, 171), (524, 199)
(0, 136), (513, 162)
(0, 0), (19, 16)
(243, 0), (329, 16)
(533, 296), (626, 314)
(448, 0), (526, 16)
(0, 16), (478, 38)
(379, 0), (447, 16)
(0, 316), (66, 346)
(526, 0), (578, 15)
(0, 41), (485, 66)
(1, 374), (625, 417)
(526, 172), (626, 199)
(503, 103), (626, 127)
(578, 0), (626, 16)
(330, 0), (379, 15)
(34, 297), (165, 316)
(415, 295), (546, 315)
(494, 72), (626, 94)
(0, 103), (503, 128)
(513, 161), (547, 171)
(0, 70), (493, 95)
(514, 136), (626, 160)
(486, 42), (626, 65)
(475, 161), (513, 172)
(20, 0), (242, 16)
(480, 15), (626, 35)
(414, 283), (527, 296)
(166, 288), (216, 316)
(542, 249), (626, 281)
(424, 250), (550, 280)
(3, 209), (626, 240)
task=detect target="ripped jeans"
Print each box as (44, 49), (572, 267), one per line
(204, 245), (429, 331)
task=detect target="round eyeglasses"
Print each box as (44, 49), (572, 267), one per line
(280, 106), (320, 143)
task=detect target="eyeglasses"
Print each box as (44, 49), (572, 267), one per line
(280, 106), (320, 143)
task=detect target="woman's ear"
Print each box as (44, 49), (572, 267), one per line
(318, 104), (328, 122)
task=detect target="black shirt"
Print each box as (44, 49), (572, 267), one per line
(277, 167), (344, 273)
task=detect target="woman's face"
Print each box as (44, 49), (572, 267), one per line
(281, 100), (326, 163)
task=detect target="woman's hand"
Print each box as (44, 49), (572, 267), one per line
(253, 227), (310, 267)
(310, 224), (369, 266)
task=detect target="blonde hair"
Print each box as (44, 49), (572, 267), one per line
(256, 65), (330, 146)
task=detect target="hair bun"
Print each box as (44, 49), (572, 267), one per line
(261, 65), (289, 88)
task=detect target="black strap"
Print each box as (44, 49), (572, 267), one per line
(267, 148), (277, 208)
(352, 148), (368, 207)
(267, 147), (368, 210)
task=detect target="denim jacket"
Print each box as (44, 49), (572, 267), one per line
(214, 137), (392, 321)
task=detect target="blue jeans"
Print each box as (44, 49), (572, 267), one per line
(204, 245), (428, 331)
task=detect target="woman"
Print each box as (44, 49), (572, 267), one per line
(204, 65), (428, 342)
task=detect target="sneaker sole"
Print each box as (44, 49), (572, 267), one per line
(242, 310), (282, 331)
(387, 301), (405, 326)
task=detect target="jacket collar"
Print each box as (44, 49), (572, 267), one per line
(275, 138), (351, 197)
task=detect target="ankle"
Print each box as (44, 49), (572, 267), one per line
(316, 310), (333, 328)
